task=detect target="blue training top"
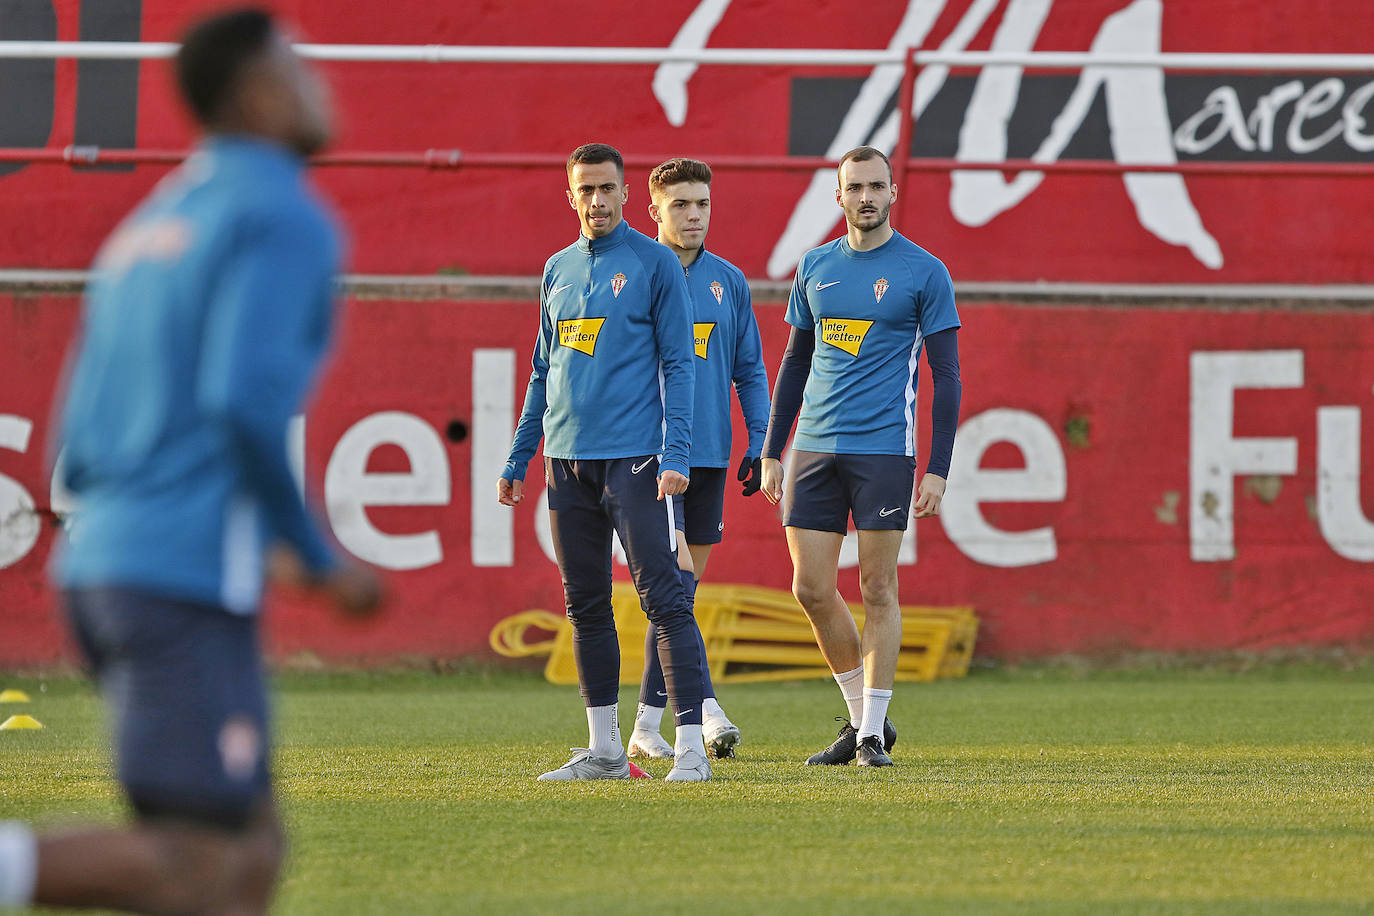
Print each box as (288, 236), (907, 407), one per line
(54, 136), (342, 614)
(784, 231), (960, 456)
(683, 249), (770, 468)
(503, 219), (695, 480)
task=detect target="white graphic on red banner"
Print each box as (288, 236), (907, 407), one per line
(659, 0), (1223, 278)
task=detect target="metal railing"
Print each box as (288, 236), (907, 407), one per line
(2, 43), (1373, 184)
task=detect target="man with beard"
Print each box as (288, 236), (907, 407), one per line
(760, 146), (962, 767)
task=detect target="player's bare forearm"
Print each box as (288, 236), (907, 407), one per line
(761, 457), (785, 505)
(913, 473), (946, 518)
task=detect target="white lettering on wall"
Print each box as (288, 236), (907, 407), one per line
(324, 411), (451, 570)
(764, 0), (962, 279)
(1247, 80), (1304, 152)
(652, 0), (733, 126)
(765, 0), (1223, 276)
(0, 415), (40, 570)
(1174, 77), (1374, 157)
(472, 349), (516, 567)
(1317, 402), (1374, 562)
(1173, 86), (1257, 154)
(1342, 80), (1374, 152)
(941, 408), (1066, 567)
(954, 0), (1222, 269)
(1189, 351), (1302, 561)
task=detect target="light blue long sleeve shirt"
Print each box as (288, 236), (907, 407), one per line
(682, 248), (770, 467)
(503, 219), (695, 480)
(54, 136), (342, 613)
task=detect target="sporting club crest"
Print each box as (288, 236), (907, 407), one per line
(611, 272), (628, 297)
(873, 277), (889, 304)
(710, 281), (724, 304)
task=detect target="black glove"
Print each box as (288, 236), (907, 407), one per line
(737, 456), (762, 497)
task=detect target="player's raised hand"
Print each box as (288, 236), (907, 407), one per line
(658, 469), (689, 500)
(497, 477), (524, 506)
(737, 456), (762, 497)
(760, 458), (784, 505)
(913, 472), (947, 518)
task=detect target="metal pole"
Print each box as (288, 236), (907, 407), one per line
(891, 46), (919, 205)
(2, 147), (1373, 178)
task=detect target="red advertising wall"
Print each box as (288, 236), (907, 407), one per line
(3, 293), (1372, 665)
(3, 0), (1374, 283)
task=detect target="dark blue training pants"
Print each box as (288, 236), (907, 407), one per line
(546, 455), (703, 726)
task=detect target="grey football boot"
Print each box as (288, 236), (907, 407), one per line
(536, 748), (633, 781)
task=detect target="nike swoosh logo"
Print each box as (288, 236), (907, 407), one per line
(631, 459), (654, 474)
(817, 281), (841, 290)
(656, 690), (668, 698)
(879, 507), (903, 517)
(550, 283), (573, 296)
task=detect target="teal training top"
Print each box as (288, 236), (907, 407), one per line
(504, 219), (695, 480)
(785, 231), (960, 456)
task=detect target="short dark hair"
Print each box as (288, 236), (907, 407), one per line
(838, 146), (893, 184)
(176, 8), (276, 126)
(567, 143), (624, 179)
(648, 158), (713, 197)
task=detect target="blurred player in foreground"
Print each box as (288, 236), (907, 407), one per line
(499, 143), (711, 782)
(761, 146), (961, 767)
(626, 158), (770, 762)
(0, 9), (380, 913)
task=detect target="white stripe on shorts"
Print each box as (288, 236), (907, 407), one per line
(663, 486), (677, 549)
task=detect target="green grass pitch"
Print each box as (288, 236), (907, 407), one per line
(3, 664), (1374, 914)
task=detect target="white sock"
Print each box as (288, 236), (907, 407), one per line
(674, 723), (707, 759)
(0, 822), (37, 907)
(833, 665), (865, 725)
(858, 688), (893, 742)
(586, 704), (621, 758)
(702, 697), (726, 721)
(634, 702), (664, 733)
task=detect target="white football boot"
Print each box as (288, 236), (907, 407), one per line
(703, 715), (742, 759)
(626, 729), (676, 760)
(665, 746), (712, 783)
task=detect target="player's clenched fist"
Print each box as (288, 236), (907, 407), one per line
(760, 457), (785, 505)
(497, 477), (524, 506)
(913, 472), (946, 518)
(657, 469), (689, 500)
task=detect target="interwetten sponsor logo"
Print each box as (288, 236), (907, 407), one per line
(557, 317), (606, 356)
(694, 322), (717, 359)
(819, 317), (874, 356)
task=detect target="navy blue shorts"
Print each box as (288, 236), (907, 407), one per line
(670, 467), (728, 545)
(781, 450), (916, 533)
(64, 587), (271, 832)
